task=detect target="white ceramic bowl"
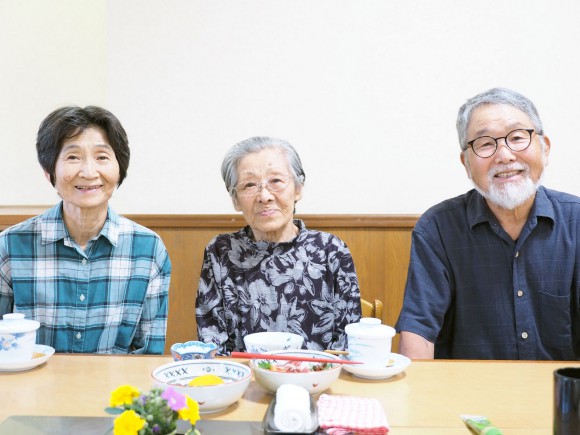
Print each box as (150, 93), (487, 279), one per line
(170, 341), (218, 361)
(151, 360), (251, 413)
(243, 331), (304, 353)
(249, 349), (342, 395)
(0, 313), (40, 362)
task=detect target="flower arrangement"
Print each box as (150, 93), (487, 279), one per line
(106, 384), (200, 435)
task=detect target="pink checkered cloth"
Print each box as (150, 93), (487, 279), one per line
(316, 394), (389, 434)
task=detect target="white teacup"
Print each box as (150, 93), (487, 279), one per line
(345, 318), (396, 368)
(0, 313), (40, 362)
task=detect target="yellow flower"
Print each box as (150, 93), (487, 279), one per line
(110, 385), (140, 407)
(113, 410), (145, 435)
(178, 395), (200, 425)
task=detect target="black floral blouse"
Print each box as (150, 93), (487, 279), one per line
(195, 220), (362, 354)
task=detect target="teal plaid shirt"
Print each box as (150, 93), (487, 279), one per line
(0, 203), (171, 354)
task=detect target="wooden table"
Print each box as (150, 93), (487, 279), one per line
(1, 354), (578, 434)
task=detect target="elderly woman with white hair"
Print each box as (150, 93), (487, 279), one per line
(195, 136), (362, 354)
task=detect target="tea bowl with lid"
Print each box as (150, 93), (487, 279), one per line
(345, 317), (396, 368)
(0, 313), (40, 362)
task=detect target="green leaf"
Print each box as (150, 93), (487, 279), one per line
(104, 407), (124, 415)
(258, 361), (272, 370)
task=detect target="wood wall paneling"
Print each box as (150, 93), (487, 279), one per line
(0, 211), (417, 354)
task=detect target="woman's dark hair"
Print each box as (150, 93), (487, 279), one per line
(36, 106), (130, 186)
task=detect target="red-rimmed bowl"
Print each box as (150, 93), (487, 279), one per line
(248, 349), (342, 395)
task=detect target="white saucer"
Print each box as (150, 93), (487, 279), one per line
(0, 345), (55, 372)
(342, 352), (411, 380)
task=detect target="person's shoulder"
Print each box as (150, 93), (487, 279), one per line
(305, 228), (341, 241)
(116, 214), (162, 238)
(205, 228), (245, 250)
(415, 191), (473, 230)
(541, 188), (580, 224)
(299, 226), (349, 250)
(0, 208), (52, 239)
(0, 216), (39, 235)
(542, 187), (580, 206)
(114, 214), (169, 258)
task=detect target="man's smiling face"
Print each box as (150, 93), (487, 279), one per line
(461, 103), (550, 210)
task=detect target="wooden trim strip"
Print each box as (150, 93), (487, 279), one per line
(126, 214), (419, 229)
(1, 212), (419, 230)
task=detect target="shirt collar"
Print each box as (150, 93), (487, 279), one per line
(242, 219), (306, 248)
(467, 186), (555, 229)
(40, 202), (120, 247)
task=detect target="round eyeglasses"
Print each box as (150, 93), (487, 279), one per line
(234, 175), (291, 197)
(466, 129), (537, 158)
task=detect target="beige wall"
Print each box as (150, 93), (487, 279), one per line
(2, 1), (580, 214)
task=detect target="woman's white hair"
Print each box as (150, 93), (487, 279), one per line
(221, 136), (306, 197)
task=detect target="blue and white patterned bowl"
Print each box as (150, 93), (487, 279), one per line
(151, 360), (251, 413)
(170, 341), (218, 361)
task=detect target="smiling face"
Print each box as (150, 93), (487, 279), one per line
(49, 126), (120, 216)
(233, 147), (302, 242)
(461, 103), (550, 210)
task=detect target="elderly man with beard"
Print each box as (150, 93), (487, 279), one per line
(396, 87), (580, 360)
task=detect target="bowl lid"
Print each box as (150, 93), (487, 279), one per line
(0, 313), (40, 333)
(345, 318), (396, 339)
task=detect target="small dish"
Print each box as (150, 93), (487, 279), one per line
(341, 352), (411, 380)
(0, 344), (55, 372)
(263, 395), (319, 434)
(170, 341), (218, 361)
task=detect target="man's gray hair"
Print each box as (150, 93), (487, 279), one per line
(456, 87), (545, 151)
(221, 136), (306, 197)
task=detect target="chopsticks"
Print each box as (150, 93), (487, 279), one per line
(324, 350), (349, 356)
(230, 351), (363, 365)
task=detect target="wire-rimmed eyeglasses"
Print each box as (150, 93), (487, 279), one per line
(466, 129), (537, 158)
(233, 175), (291, 197)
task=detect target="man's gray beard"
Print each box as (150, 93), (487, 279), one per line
(472, 174), (542, 210)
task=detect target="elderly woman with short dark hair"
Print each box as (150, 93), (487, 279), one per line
(196, 136), (362, 354)
(0, 106), (171, 354)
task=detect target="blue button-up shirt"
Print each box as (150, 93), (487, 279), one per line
(0, 203), (171, 354)
(396, 187), (580, 360)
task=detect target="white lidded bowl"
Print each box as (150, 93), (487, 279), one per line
(249, 349), (342, 395)
(0, 313), (40, 362)
(345, 318), (396, 368)
(151, 359), (251, 413)
(243, 331), (304, 353)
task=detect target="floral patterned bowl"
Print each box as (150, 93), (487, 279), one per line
(170, 341), (218, 361)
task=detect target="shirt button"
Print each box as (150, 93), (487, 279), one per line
(517, 290), (524, 297)
(76, 332), (82, 339)
(82, 259), (87, 265)
(79, 294), (85, 302)
(521, 332), (528, 339)
(515, 251), (519, 258)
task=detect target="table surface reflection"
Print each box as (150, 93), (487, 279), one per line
(1, 353), (578, 434)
